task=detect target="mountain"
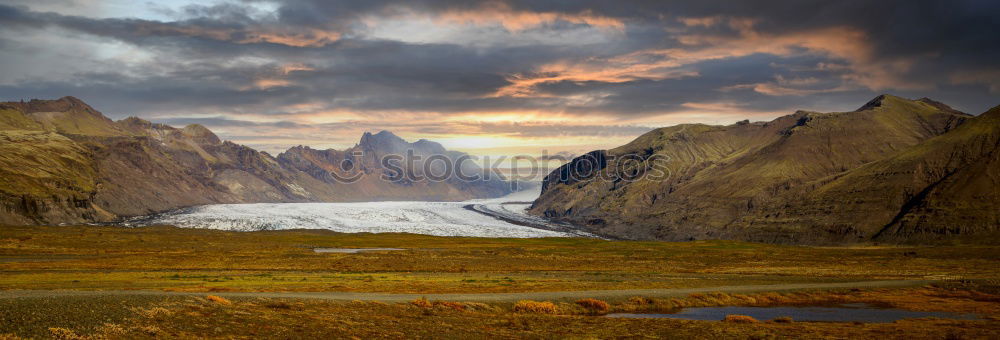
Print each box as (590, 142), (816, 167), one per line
(530, 95), (997, 244)
(277, 131), (508, 201)
(0, 97), (510, 225)
(744, 104), (1000, 243)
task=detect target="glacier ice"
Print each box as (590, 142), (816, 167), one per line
(126, 187), (585, 238)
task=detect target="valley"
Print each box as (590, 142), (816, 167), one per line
(2, 95), (998, 338)
(4, 1), (999, 337)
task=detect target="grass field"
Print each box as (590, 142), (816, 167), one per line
(3, 285), (999, 339)
(1, 225), (999, 338)
(2, 225), (997, 293)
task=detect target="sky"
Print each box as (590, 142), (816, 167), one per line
(1, 0), (998, 158)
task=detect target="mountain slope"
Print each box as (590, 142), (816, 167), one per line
(0, 97), (510, 225)
(531, 95), (990, 244)
(740, 104), (1000, 243)
(0, 130), (102, 225)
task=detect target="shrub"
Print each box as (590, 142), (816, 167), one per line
(410, 298), (466, 310)
(772, 316), (794, 323)
(464, 302), (502, 313)
(513, 300), (559, 314)
(98, 323), (127, 335)
(436, 301), (467, 311)
(411, 297), (433, 308)
(628, 296), (655, 305)
(47, 328), (83, 340)
(575, 298), (610, 313)
(136, 325), (162, 336)
(206, 295), (232, 305)
(135, 307), (173, 318)
(723, 314), (759, 323)
(265, 301), (293, 309)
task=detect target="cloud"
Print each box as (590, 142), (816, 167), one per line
(430, 2), (624, 32)
(0, 3), (342, 47)
(492, 55), (701, 98)
(722, 75), (855, 96)
(1, 0), (998, 155)
(950, 69), (1000, 94)
(495, 19), (907, 100)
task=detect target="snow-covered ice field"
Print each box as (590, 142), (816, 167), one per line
(127, 186), (579, 238)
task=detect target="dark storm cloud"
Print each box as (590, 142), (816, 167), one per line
(0, 3), (343, 48)
(264, 0), (1000, 63)
(0, 0), (998, 139)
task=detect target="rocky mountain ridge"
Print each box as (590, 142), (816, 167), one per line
(0, 97), (510, 225)
(530, 95), (998, 244)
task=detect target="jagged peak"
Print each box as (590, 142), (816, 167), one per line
(372, 130), (403, 140)
(286, 144), (321, 153)
(414, 138), (441, 146)
(359, 129), (406, 146)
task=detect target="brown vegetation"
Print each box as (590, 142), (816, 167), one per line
(205, 295), (232, 305)
(513, 300), (559, 314)
(46, 328), (84, 340)
(410, 297), (433, 308)
(3, 288), (997, 339)
(0, 227), (998, 338)
(724, 315), (759, 323)
(575, 298), (610, 313)
(410, 298), (467, 311)
(612, 286), (1000, 316)
(2, 226), (998, 294)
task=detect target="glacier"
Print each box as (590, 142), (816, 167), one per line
(125, 186), (592, 238)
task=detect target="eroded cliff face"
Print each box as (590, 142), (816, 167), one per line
(531, 95), (997, 244)
(0, 97), (511, 225)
